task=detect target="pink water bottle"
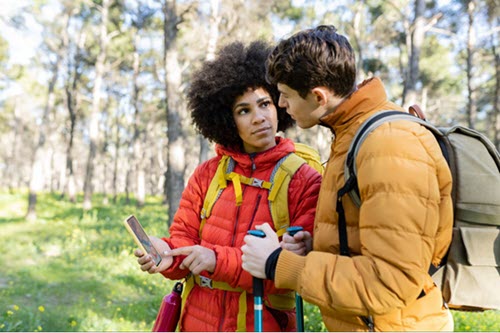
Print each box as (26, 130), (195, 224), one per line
(152, 282), (183, 332)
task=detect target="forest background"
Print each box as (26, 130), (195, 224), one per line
(0, 0), (499, 331)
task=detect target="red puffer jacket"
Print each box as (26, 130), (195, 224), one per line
(160, 137), (322, 332)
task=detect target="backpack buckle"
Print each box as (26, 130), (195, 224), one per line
(252, 178), (264, 188)
(199, 276), (213, 289)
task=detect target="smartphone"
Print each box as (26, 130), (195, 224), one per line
(123, 215), (162, 266)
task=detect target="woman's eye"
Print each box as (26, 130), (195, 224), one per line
(261, 101), (271, 108)
(238, 108), (249, 115)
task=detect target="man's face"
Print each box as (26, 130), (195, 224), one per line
(277, 83), (321, 129)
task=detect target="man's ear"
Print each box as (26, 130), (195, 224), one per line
(311, 87), (332, 106)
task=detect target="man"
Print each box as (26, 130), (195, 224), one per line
(241, 25), (454, 331)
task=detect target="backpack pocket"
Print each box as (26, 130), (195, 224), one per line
(435, 226), (500, 310)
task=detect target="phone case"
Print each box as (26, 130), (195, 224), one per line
(124, 215), (162, 266)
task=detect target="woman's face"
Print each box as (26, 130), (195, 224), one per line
(232, 87), (278, 153)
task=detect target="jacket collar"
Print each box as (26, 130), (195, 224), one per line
(319, 77), (389, 134)
(215, 137), (295, 171)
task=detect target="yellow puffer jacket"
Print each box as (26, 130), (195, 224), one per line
(275, 78), (454, 331)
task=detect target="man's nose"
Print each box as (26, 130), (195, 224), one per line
(278, 95), (287, 108)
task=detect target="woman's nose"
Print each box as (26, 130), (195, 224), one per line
(252, 109), (266, 123)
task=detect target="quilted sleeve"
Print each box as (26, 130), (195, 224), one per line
(160, 159), (218, 280)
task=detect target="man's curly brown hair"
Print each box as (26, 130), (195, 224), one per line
(188, 41), (294, 149)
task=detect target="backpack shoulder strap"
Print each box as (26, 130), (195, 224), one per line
(199, 155), (233, 237)
(293, 142), (324, 174)
(338, 110), (442, 257)
(268, 143), (322, 236)
(268, 153), (306, 237)
(344, 110), (442, 207)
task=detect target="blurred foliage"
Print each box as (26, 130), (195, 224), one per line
(0, 35), (8, 64)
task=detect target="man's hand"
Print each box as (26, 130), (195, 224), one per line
(241, 223), (280, 279)
(134, 236), (173, 274)
(281, 229), (312, 256)
(165, 245), (216, 275)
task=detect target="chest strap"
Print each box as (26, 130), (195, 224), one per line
(188, 275), (247, 331)
(225, 172), (272, 206)
(182, 275), (295, 331)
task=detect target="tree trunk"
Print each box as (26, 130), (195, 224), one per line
(112, 108), (121, 204)
(131, 37), (146, 207)
(100, 100), (112, 205)
(61, 28), (85, 203)
(163, 0), (187, 226)
(466, 0), (477, 129)
(26, 73), (55, 221)
(351, 1), (364, 80)
(403, 0), (425, 108)
(6, 100), (21, 193)
(83, 0), (110, 210)
(62, 104), (77, 203)
(199, 0), (220, 163)
(26, 21), (65, 220)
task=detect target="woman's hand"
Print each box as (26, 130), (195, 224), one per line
(134, 236), (173, 274)
(281, 230), (312, 256)
(165, 245), (216, 275)
(241, 223), (280, 279)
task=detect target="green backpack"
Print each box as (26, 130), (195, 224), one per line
(337, 105), (500, 311)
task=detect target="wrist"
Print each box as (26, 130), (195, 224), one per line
(265, 247), (282, 280)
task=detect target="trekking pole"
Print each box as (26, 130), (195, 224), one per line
(287, 226), (305, 332)
(247, 229), (266, 332)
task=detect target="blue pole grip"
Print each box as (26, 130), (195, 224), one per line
(247, 229), (266, 238)
(287, 225), (303, 236)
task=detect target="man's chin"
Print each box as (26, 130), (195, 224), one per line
(296, 120), (315, 129)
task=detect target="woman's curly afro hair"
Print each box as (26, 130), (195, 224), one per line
(188, 40), (295, 148)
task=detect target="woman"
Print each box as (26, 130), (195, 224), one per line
(134, 41), (322, 332)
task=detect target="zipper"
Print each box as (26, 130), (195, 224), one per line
(218, 291), (228, 331)
(247, 194), (261, 232)
(220, 199), (242, 331)
(220, 154), (258, 331)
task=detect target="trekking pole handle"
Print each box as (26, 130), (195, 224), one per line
(287, 226), (303, 236)
(247, 229), (266, 297)
(247, 229), (265, 332)
(247, 229), (266, 238)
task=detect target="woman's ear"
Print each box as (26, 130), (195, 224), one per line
(311, 87), (332, 106)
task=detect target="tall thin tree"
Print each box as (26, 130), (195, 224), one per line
(26, 12), (68, 220)
(198, 0), (220, 163)
(162, 0), (190, 226)
(465, 0), (478, 129)
(83, 0), (112, 210)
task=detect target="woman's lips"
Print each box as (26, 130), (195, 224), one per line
(252, 126), (271, 135)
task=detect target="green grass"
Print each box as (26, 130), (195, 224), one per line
(0, 190), (498, 331)
(0, 191), (171, 332)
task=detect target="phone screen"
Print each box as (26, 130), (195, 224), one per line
(124, 215), (162, 266)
